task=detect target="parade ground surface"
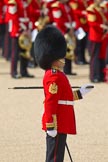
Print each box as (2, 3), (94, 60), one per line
(0, 57), (108, 162)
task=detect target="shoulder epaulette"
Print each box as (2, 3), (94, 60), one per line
(70, 2), (78, 10)
(87, 4), (95, 12)
(51, 1), (59, 8)
(8, 0), (16, 4)
(87, 13), (96, 22)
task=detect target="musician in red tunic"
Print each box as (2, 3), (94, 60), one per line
(86, 0), (107, 82)
(70, 0), (93, 64)
(5, 0), (40, 78)
(34, 25), (93, 162)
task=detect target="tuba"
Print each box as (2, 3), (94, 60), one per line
(18, 31), (32, 60)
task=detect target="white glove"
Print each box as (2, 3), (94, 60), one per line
(47, 130), (57, 137)
(80, 83), (94, 96)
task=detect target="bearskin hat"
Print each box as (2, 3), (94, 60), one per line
(34, 25), (67, 70)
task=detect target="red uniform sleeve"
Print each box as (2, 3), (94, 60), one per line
(43, 72), (60, 130)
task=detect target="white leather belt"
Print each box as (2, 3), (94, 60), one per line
(58, 100), (74, 106)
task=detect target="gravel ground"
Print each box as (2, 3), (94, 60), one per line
(0, 57), (108, 162)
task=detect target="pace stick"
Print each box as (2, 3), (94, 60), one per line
(8, 85), (94, 90)
(66, 142), (74, 162)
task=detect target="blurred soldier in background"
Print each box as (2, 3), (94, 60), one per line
(71, 0), (93, 65)
(100, 1), (108, 66)
(27, 0), (41, 68)
(35, 0), (56, 30)
(3, 0), (15, 61)
(50, 0), (77, 75)
(86, 0), (108, 82)
(5, 0), (40, 79)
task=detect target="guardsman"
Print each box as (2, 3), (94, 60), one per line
(86, 0), (108, 83)
(70, 0), (93, 65)
(34, 25), (94, 162)
(2, 0), (12, 60)
(7, 0), (39, 78)
(8, 0), (23, 78)
(19, 0), (41, 69)
(27, 0), (41, 68)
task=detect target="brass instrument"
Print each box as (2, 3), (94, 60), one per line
(35, 15), (50, 31)
(18, 32), (32, 60)
(64, 32), (76, 60)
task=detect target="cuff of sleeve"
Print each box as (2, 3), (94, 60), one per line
(46, 123), (55, 130)
(46, 114), (57, 130)
(73, 90), (83, 100)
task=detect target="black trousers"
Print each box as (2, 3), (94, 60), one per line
(3, 23), (12, 60)
(11, 37), (28, 76)
(30, 42), (37, 66)
(11, 37), (19, 76)
(105, 43), (108, 65)
(0, 23), (6, 56)
(20, 56), (28, 75)
(89, 41), (105, 81)
(63, 58), (72, 74)
(75, 32), (88, 63)
(0, 24), (5, 47)
(46, 133), (67, 162)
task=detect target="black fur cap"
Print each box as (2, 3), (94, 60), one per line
(34, 25), (67, 70)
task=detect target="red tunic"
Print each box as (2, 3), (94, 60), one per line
(42, 69), (76, 135)
(70, 0), (92, 32)
(41, 0), (56, 23)
(86, 3), (106, 42)
(5, 0), (41, 37)
(27, 0), (40, 30)
(99, 2), (108, 59)
(51, 1), (75, 34)
(99, 36), (108, 59)
(0, 0), (6, 24)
